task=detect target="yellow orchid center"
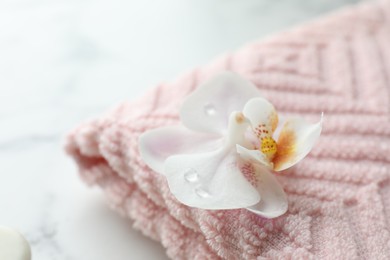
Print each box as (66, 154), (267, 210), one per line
(255, 124), (277, 159)
(261, 136), (277, 158)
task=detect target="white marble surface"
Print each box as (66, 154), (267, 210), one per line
(0, 0), (361, 259)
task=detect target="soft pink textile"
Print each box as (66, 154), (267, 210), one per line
(66, 1), (390, 259)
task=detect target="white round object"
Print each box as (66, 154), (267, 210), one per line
(0, 226), (31, 260)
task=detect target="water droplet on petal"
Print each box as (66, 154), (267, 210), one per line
(195, 187), (211, 198)
(204, 103), (217, 116)
(184, 168), (199, 183)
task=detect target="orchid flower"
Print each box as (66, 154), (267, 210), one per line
(139, 72), (322, 218)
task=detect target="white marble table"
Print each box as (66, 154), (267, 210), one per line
(0, 0), (361, 259)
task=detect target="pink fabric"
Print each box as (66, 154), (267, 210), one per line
(65, 1), (390, 259)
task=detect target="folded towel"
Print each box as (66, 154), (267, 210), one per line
(65, 0), (390, 258)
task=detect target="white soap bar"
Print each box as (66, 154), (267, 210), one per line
(0, 226), (31, 260)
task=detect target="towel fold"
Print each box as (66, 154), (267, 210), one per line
(66, 1), (390, 258)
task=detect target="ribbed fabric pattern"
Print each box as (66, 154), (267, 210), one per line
(65, 1), (390, 259)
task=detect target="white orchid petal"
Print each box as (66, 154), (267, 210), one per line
(273, 115), (323, 171)
(236, 144), (272, 168)
(139, 126), (222, 174)
(180, 72), (261, 134)
(164, 148), (260, 209)
(246, 165), (288, 218)
(243, 97), (279, 134)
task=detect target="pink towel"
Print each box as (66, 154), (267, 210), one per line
(65, 1), (390, 259)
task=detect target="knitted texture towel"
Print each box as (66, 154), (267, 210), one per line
(65, 1), (390, 259)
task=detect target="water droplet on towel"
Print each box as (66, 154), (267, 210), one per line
(195, 187), (210, 198)
(184, 168), (199, 183)
(204, 103), (217, 116)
